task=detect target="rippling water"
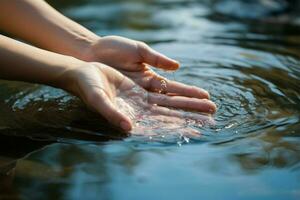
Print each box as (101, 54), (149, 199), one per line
(1, 0), (300, 199)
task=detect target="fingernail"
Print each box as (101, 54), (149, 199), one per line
(120, 121), (131, 131)
(173, 59), (179, 64)
(172, 60), (180, 69)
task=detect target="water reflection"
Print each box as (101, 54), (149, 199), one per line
(0, 135), (51, 199)
(1, 133), (300, 198)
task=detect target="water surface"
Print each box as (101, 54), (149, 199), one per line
(1, 0), (300, 199)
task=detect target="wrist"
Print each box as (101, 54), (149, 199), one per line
(49, 56), (85, 93)
(77, 35), (101, 62)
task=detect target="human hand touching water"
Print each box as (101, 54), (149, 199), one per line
(0, 0), (215, 107)
(61, 35), (217, 133)
(0, 0), (213, 103)
(0, 1), (217, 135)
(82, 36), (214, 104)
(0, 35), (215, 133)
(60, 62), (216, 132)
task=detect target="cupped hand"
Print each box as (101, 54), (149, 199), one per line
(83, 36), (215, 105)
(59, 62), (216, 132)
(120, 66), (216, 113)
(83, 35), (179, 71)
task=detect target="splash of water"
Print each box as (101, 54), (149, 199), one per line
(115, 85), (214, 143)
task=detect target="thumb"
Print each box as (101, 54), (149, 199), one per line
(86, 89), (132, 132)
(139, 43), (180, 70)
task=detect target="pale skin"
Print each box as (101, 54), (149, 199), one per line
(0, 0), (216, 132)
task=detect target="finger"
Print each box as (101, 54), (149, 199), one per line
(177, 127), (201, 138)
(149, 76), (210, 99)
(86, 89), (132, 132)
(148, 93), (216, 114)
(139, 43), (179, 70)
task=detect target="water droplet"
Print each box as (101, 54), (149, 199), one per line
(183, 136), (190, 143)
(225, 123), (235, 129)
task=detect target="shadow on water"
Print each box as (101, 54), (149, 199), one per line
(1, 0), (300, 199)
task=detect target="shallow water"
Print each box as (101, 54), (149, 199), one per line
(1, 0), (300, 199)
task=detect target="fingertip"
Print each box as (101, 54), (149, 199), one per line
(171, 60), (180, 70)
(120, 119), (132, 132)
(164, 58), (180, 71)
(201, 89), (210, 99)
(208, 101), (217, 114)
(173, 59), (180, 68)
(189, 86), (210, 99)
(90, 93), (133, 132)
(197, 99), (217, 114)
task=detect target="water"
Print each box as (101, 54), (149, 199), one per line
(1, 0), (300, 199)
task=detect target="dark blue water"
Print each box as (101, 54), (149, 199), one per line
(1, 0), (300, 199)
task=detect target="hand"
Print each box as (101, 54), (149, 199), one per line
(83, 36), (215, 108)
(59, 62), (216, 133)
(120, 66), (216, 112)
(83, 35), (179, 71)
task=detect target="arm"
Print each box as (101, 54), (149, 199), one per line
(0, 35), (216, 132)
(0, 35), (133, 131)
(0, 0), (98, 60)
(0, 34), (81, 86)
(0, 0), (179, 70)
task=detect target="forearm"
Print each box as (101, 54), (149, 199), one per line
(0, 0), (98, 60)
(0, 34), (83, 87)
